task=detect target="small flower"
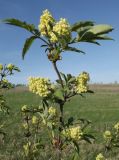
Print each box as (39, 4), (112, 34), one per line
(0, 64), (3, 71)
(48, 106), (56, 116)
(21, 105), (28, 112)
(7, 63), (14, 70)
(96, 153), (106, 160)
(32, 116), (38, 124)
(22, 123), (28, 129)
(103, 130), (112, 140)
(114, 122), (119, 131)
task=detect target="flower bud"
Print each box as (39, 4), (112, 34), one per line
(103, 130), (112, 140)
(96, 153), (106, 160)
(32, 116), (38, 124)
(21, 105), (28, 112)
(7, 63), (14, 71)
(0, 64), (3, 71)
(114, 122), (119, 131)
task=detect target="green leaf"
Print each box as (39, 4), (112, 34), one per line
(88, 24), (114, 35)
(68, 117), (74, 126)
(83, 134), (95, 144)
(54, 89), (64, 101)
(60, 72), (67, 83)
(68, 77), (76, 83)
(22, 36), (37, 59)
(75, 24), (114, 45)
(3, 18), (36, 32)
(13, 66), (20, 72)
(87, 90), (94, 93)
(56, 79), (61, 84)
(67, 74), (73, 81)
(95, 35), (114, 40)
(84, 40), (101, 45)
(41, 44), (48, 47)
(73, 141), (80, 154)
(71, 21), (94, 31)
(76, 26), (93, 38)
(64, 46), (85, 54)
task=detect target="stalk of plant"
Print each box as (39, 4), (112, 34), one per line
(2, 9), (114, 159)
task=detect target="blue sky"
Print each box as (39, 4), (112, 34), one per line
(0, 0), (119, 84)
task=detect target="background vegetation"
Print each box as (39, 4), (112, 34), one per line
(1, 84), (119, 159)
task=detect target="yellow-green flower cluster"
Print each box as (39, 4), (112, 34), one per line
(76, 72), (90, 93)
(22, 122), (28, 130)
(32, 116), (38, 124)
(21, 105), (28, 112)
(48, 106), (56, 116)
(50, 18), (71, 43)
(7, 63), (14, 71)
(38, 10), (71, 43)
(96, 153), (106, 160)
(114, 122), (119, 131)
(0, 64), (3, 71)
(38, 9), (55, 36)
(28, 77), (51, 97)
(23, 142), (31, 156)
(103, 130), (112, 140)
(62, 126), (83, 141)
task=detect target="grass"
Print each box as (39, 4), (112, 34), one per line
(1, 85), (119, 159)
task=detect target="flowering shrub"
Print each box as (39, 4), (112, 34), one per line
(0, 63), (20, 110)
(0, 63), (20, 140)
(2, 9), (114, 159)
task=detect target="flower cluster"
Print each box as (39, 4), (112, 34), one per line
(32, 116), (38, 124)
(0, 64), (3, 71)
(48, 106), (56, 116)
(28, 77), (51, 97)
(38, 9), (55, 36)
(21, 105), (28, 112)
(62, 126), (83, 141)
(75, 72), (90, 93)
(50, 18), (71, 43)
(114, 122), (119, 131)
(0, 63), (14, 71)
(103, 130), (112, 140)
(96, 153), (106, 160)
(38, 10), (71, 44)
(7, 63), (14, 71)
(23, 142), (31, 156)
(22, 122), (28, 130)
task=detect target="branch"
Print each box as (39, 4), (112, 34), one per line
(52, 62), (64, 89)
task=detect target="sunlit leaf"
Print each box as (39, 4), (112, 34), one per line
(88, 24), (113, 35)
(71, 21), (94, 31)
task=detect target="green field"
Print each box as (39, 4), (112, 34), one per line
(1, 84), (119, 159)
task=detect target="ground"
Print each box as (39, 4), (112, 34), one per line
(1, 84), (119, 159)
